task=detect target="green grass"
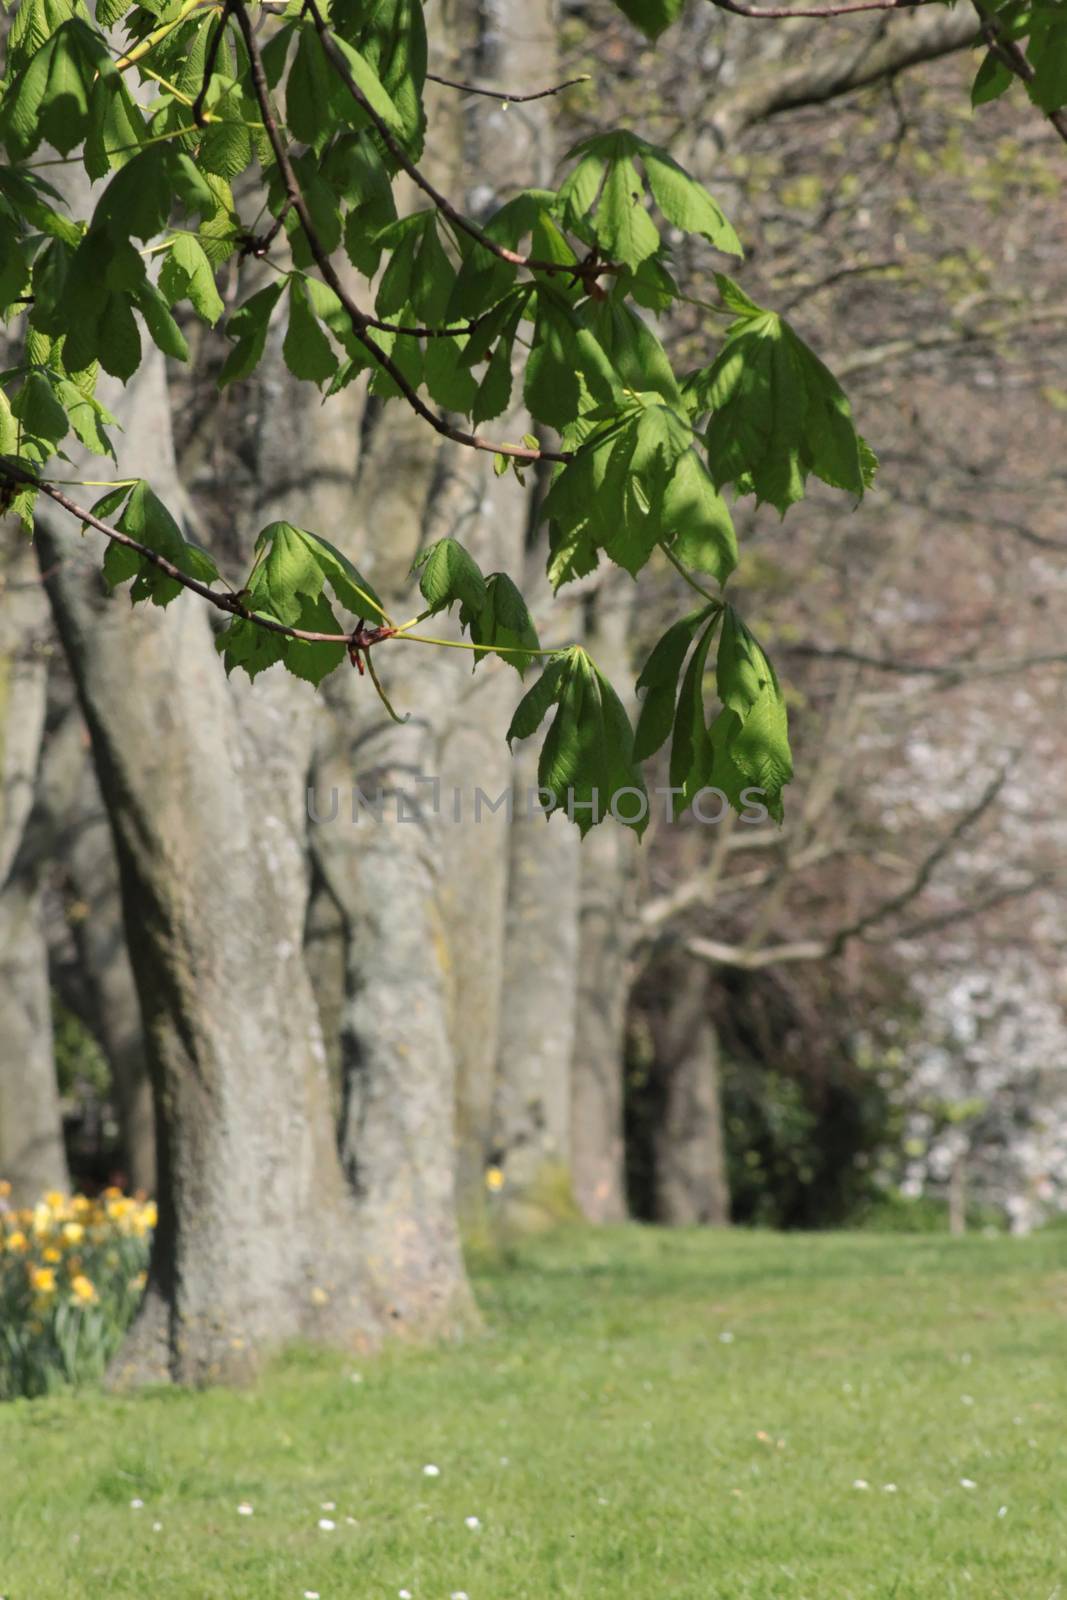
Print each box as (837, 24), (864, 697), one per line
(2, 1227), (1065, 1599)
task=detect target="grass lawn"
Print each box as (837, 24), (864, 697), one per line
(2, 1226), (1066, 1599)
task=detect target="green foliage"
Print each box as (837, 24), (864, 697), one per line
(5, 0), (1034, 832)
(507, 646), (649, 835)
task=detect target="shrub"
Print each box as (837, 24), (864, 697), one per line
(0, 1183), (154, 1400)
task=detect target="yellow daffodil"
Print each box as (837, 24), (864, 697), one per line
(70, 1274), (97, 1305)
(6, 1230), (27, 1253)
(42, 1246), (62, 1264)
(43, 1190), (67, 1212)
(62, 1222), (85, 1245)
(0, 1179), (11, 1199)
(30, 1266), (56, 1295)
(485, 1166), (505, 1192)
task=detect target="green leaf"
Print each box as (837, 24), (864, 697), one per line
(663, 449), (737, 582)
(460, 571), (540, 676)
(507, 653), (568, 742)
(283, 276), (338, 387)
(524, 290), (618, 430)
(506, 647), (648, 836)
(597, 154), (661, 269)
(699, 277), (870, 513)
(10, 370), (69, 454)
(294, 525), (385, 620)
(53, 376), (116, 457)
(135, 279), (190, 362)
(1027, 4), (1067, 112)
(332, 0), (427, 152)
(668, 610), (719, 812)
(287, 25), (339, 149)
(109, 479), (221, 606)
(412, 536), (487, 615)
(218, 282), (285, 387)
(159, 234), (224, 324)
(607, 0), (685, 40)
(587, 300), (683, 405)
(971, 48), (1014, 107)
(92, 147), (171, 242)
(248, 520), (327, 625)
(559, 131), (741, 265)
(641, 144), (742, 258)
(327, 29), (409, 136)
(712, 605), (792, 821)
(633, 605), (715, 761)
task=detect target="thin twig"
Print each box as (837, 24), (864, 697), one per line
(425, 70), (591, 103)
(708, 0), (934, 17)
(1, 464), (361, 646)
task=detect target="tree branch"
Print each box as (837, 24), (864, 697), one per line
(679, 767), (1011, 971)
(227, 0), (567, 466)
(707, 4), (983, 144)
(0, 465), (364, 647)
(709, 0), (936, 20)
(425, 70), (591, 103)
(784, 642), (1067, 682)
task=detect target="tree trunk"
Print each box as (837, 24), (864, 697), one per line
(38, 700), (155, 1193)
(0, 522), (70, 1203)
(571, 575), (637, 1224)
(651, 962), (730, 1227)
(37, 345), (384, 1386)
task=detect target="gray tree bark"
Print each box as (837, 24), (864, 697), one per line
(36, 342), (387, 1385)
(0, 522), (70, 1203)
(650, 961), (730, 1227)
(37, 700), (155, 1193)
(571, 575), (637, 1224)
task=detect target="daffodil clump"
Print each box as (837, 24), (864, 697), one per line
(0, 1182), (155, 1400)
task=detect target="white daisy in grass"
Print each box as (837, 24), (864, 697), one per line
(320, 1502), (336, 1511)
(450, 1592), (469, 1600)
(960, 1479), (977, 1490)
(130, 1499), (144, 1510)
(237, 1502), (254, 1516)
(465, 1516), (481, 1531)
(318, 1518), (336, 1531)
(399, 1590), (413, 1598)
(423, 1464), (440, 1478)
(852, 1480), (869, 1490)
(304, 1591), (320, 1599)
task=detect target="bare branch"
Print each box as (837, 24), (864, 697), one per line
(784, 642), (1067, 683)
(710, 0), (936, 20)
(707, 5), (982, 144)
(425, 70), (591, 103)
(680, 768), (1012, 971)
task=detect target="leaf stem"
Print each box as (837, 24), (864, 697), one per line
(659, 542), (722, 606)
(392, 629), (562, 658)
